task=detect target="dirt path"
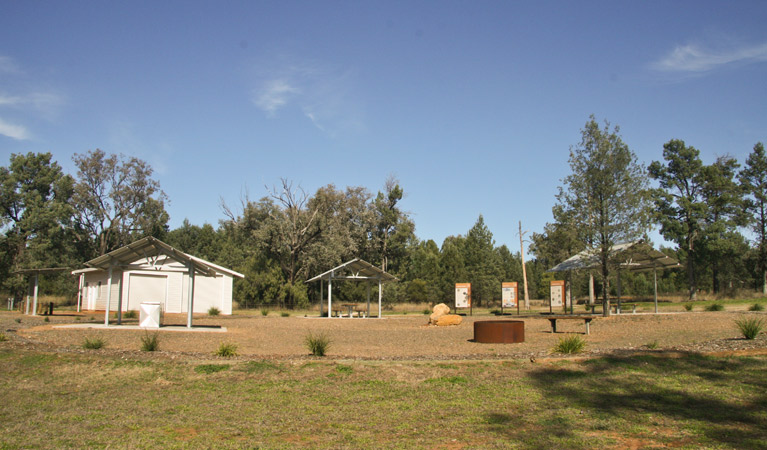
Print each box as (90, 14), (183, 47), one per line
(3, 310), (766, 361)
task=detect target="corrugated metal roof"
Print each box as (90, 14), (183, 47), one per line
(548, 240), (681, 273)
(307, 258), (398, 283)
(84, 236), (244, 278)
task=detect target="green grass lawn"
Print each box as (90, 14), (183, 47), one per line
(1, 348), (765, 449)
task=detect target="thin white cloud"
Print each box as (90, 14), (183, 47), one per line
(653, 41), (767, 72)
(0, 117), (30, 140)
(250, 57), (365, 137)
(252, 79), (299, 116)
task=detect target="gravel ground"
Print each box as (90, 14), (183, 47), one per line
(2, 310), (766, 361)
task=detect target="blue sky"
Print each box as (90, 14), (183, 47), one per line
(1, 1), (766, 253)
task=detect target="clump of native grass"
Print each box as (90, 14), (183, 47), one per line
(215, 341), (239, 357)
(748, 303), (764, 312)
(260, 308), (269, 316)
(683, 303), (694, 311)
(0, 332), (7, 342)
(82, 336), (106, 350)
(208, 307), (220, 316)
(305, 332), (331, 357)
(705, 303), (724, 312)
(124, 310), (138, 319)
(140, 331), (160, 352)
(735, 317), (764, 340)
(552, 334), (586, 354)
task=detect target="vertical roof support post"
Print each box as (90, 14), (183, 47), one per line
(116, 273), (124, 325)
(327, 271), (333, 318)
(588, 273), (595, 306)
(617, 270), (622, 313)
(319, 279), (324, 317)
(653, 264), (659, 314)
(378, 276), (382, 319)
(187, 262), (195, 328)
(104, 263), (113, 326)
(31, 273), (39, 316)
(77, 273), (84, 313)
(366, 281), (371, 318)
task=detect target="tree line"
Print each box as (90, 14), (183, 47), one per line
(2, 120), (765, 308)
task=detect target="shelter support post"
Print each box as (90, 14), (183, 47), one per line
(25, 295), (29, 315)
(588, 273), (594, 306)
(77, 274), (84, 313)
(617, 270), (622, 313)
(654, 266), (658, 314)
(104, 264), (113, 326)
(319, 280), (324, 317)
(378, 278), (382, 319)
(117, 275), (124, 325)
(327, 274), (332, 318)
(31, 274), (39, 316)
(187, 263), (195, 328)
(366, 281), (371, 318)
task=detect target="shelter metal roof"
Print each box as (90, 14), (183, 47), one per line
(548, 241), (681, 273)
(84, 236), (243, 278)
(307, 258), (398, 283)
(13, 267), (71, 275)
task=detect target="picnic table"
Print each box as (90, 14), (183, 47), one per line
(588, 303), (637, 314)
(544, 314), (596, 335)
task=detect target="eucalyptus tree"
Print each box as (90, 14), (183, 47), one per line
(372, 175), (407, 273)
(71, 149), (169, 257)
(740, 142), (767, 294)
(557, 116), (651, 315)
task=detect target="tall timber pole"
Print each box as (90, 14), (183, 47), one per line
(519, 221), (530, 310)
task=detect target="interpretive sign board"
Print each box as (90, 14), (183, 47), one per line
(550, 280), (565, 308)
(502, 282), (518, 308)
(455, 283), (471, 309)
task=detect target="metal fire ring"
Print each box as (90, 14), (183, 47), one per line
(474, 320), (525, 343)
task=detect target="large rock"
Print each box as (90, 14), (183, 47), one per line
(435, 314), (462, 326)
(429, 303), (451, 324)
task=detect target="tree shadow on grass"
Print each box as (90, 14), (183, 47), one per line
(493, 352), (767, 449)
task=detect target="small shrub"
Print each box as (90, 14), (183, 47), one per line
(305, 332), (331, 356)
(646, 340), (659, 350)
(208, 307), (221, 316)
(44, 317), (49, 322)
(260, 309), (269, 316)
(552, 334), (586, 354)
(422, 309), (431, 315)
(124, 310), (137, 319)
(140, 332), (160, 352)
(280, 312), (290, 317)
(82, 337), (106, 350)
(0, 332), (7, 342)
(215, 342), (239, 357)
(195, 364), (230, 374)
(15, 318), (21, 323)
(490, 309), (501, 316)
(705, 303), (724, 312)
(735, 317), (764, 340)
(748, 303), (764, 312)
(683, 304), (693, 311)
